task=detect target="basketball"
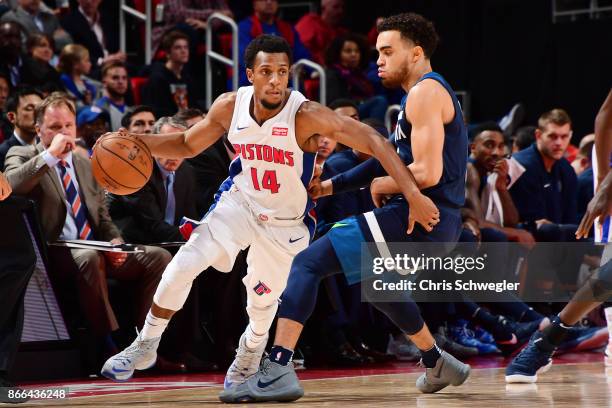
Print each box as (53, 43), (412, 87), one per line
(91, 133), (153, 195)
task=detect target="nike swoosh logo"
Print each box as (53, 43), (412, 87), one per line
(331, 222), (349, 229)
(111, 366), (131, 373)
(289, 236), (304, 243)
(257, 373), (289, 388)
(236, 125), (249, 131)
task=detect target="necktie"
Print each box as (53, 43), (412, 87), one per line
(165, 172), (176, 225)
(58, 160), (93, 240)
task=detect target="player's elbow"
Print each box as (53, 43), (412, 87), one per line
(420, 166), (442, 189)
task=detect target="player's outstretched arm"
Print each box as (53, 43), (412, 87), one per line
(120, 92), (236, 159)
(298, 102), (439, 233)
(594, 89), (612, 188)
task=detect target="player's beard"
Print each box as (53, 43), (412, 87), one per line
(261, 98), (282, 110)
(381, 63), (410, 89)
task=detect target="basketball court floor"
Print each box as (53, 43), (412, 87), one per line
(12, 352), (612, 407)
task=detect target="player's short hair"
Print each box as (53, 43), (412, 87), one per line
(152, 116), (188, 134)
(538, 108), (572, 130)
(6, 86), (43, 113)
(328, 98), (359, 111)
(35, 92), (76, 125)
(244, 34), (293, 69)
(161, 30), (189, 53)
(121, 105), (155, 128)
(377, 13), (439, 59)
(469, 121), (503, 142)
(513, 125), (536, 151)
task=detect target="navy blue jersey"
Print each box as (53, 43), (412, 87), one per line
(393, 72), (468, 209)
(331, 72), (468, 212)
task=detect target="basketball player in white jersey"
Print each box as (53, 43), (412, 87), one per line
(506, 88), (612, 382)
(100, 35), (440, 386)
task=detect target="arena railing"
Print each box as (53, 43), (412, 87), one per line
(291, 59), (326, 106)
(120, 0), (153, 64)
(552, 0), (612, 22)
(206, 12), (238, 110)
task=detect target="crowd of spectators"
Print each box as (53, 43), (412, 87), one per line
(0, 0), (609, 390)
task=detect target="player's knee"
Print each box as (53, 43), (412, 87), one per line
(291, 250), (325, 284)
(161, 244), (208, 284)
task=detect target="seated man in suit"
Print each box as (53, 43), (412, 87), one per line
(1, 0), (72, 52)
(107, 116), (216, 371)
(60, 0), (125, 73)
(0, 87), (43, 169)
(108, 116), (198, 245)
(0, 171), (34, 404)
(4, 92), (172, 362)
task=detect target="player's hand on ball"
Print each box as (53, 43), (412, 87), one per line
(576, 188), (612, 239)
(407, 192), (440, 234)
(0, 171), (11, 201)
(48, 133), (75, 159)
(308, 178), (332, 199)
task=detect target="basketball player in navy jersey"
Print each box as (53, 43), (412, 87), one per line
(100, 34), (439, 387)
(220, 13), (471, 403)
(505, 89), (612, 383)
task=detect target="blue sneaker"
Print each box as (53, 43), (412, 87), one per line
(456, 319), (495, 344)
(497, 316), (543, 356)
(473, 327), (495, 344)
(449, 323), (500, 355)
(505, 331), (554, 383)
(557, 326), (608, 352)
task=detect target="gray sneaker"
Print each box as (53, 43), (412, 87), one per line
(223, 331), (268, 389)
(100, 332), (160, 381)
(219, 356), (304, 403)
(416, 351), (471, 393)
(386, 334), (420, 361)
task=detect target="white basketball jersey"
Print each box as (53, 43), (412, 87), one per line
(226, 86), (316, 222)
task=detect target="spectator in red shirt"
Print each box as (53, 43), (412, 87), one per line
(295, 0), (347, 65)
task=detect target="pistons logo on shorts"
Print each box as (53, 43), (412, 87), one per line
(272, 127), (288, 137)
(254, 281), (272, 296)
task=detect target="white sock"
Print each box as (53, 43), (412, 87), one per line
(605, 307), (612, 346)
(140, 310), (169, 340)
(245, 324), (267, 350)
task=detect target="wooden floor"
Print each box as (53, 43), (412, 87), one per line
(16, 359), (612, 407)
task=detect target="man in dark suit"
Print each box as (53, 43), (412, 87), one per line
(108, 116), (198, 244)
(60, 0), (124, 73)
(1, 0), (72, 52)
(0, 87), (43, 170)
(0, 176), (33, 403)
(107, 116), (217, 372)
(4, 92), (172, 358)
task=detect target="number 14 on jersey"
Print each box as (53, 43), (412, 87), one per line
(250, 168), (281, 194)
